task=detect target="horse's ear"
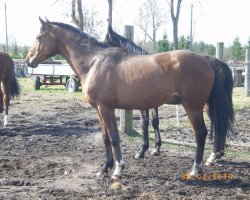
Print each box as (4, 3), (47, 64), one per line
(39, 17), (46, 26)
(45, 17), (50, 23)
(39, 17), (50, 29)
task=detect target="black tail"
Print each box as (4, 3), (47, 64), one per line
(10, 74), (21, 99)
(208, 63), (234, 151)
(221, 62), (234, 122)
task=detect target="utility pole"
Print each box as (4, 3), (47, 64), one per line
(5, 3), (9, 53)
(189, 4), (193, 50)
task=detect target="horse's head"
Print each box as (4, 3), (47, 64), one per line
(104, 26), (121, 47)
(26, 17), (57, 68)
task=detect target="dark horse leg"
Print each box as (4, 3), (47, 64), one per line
(2, 81), (10, 127)
(0, 87), (3, 113)
(135, 109), (149, 158)
(150, 107), (161, 156)
(96, 108), (114, 176)
(96, 105), (125, 179)
(186, 109), (208, 176)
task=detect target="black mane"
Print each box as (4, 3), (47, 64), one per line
(105, 26), (149, 55)
(50, 22), (109, 48)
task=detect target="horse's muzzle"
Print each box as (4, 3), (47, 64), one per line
(26, 58), (38, 68)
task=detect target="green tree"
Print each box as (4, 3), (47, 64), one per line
(22, 46), (29, 59)
(178, 35), (189, 50)
(192, 41), (215, 56)
(230, 36), (245, 61)
(154, 33), (172, 53)
(53, 54), (65, 60)
(10, 40), (22, 59)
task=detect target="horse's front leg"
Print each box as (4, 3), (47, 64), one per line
(186, 110), (207, 176)
(151, 107), (161, 156)
(97, 105), (125, 179)
(135, 110), (149, 159)
(96, 109), (114, 176)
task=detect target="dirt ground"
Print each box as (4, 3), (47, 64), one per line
(0, 88), (249, 200)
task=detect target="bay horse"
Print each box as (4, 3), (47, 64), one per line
(104, 26), (234, 165)
(104, 26), (162, 159)
(26, 18), (234, 179)
(0, 51), (21, 127)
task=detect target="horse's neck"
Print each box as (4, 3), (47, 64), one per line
(56, 40), (96, 80)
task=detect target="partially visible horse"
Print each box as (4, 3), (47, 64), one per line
(26, 18), (234, 179)
(0, 52), (21, 127)
(105, 26), (161, 159)
(105, 26), (234, 164)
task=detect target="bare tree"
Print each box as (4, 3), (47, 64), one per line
(71, 0), (84, 30)
(166, 0), (183, 50)
(56, 0), (103, 37)
(137, 0), (167, 49)
(107, 0), (113, 27)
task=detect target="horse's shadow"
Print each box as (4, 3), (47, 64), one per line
(0, 118), (101, 137)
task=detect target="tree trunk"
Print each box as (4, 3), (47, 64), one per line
(170, 0), (182, 50)
(71, 0), (84, 30)
(107, 0), (113, 27)
(77, 0), (83, 30)
(173, 20), (178, 50)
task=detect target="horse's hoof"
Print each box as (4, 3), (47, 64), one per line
(205, 161), (213, 166)
(111, 174), (122, 180)
(189, 163), (203, 177)
(134, 153), (144, 159)
(151, 149), (160, 156)
(96, 171), (103, 177)
(96, 169), (108, 177)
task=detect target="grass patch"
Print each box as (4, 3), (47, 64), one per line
(18, 77), (82, 96)
(233, 87), (250, 110)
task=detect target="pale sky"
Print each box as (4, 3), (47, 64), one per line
(0, 0), (249, 47)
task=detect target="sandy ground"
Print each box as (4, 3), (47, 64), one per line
(0, 89), (249, 200)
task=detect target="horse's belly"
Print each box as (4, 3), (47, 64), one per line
(115, 85), (176, 110)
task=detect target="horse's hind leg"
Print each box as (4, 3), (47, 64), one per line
(186, 109), (207, 176)
(206, 133), (226, 165)
(150, 107), (161, 156)
(135, 110), (149, 159)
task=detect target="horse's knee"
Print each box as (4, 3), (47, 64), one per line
(102, 134), (110, 146)
(109, 133), (120, 146)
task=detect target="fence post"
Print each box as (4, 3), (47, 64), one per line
(245, 41), (250, 96)
(216, 42), (224, 60)
(120, 25), (134, 135)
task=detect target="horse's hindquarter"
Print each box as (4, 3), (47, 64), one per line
(168, 51), (215, 109)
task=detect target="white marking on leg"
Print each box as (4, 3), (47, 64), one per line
(112, 157), (125, 179)
(189, 162), (203, 176)
(205, 152), (217, 165)
(3, 115), (8, 127)
(96, 170), (102, 177)
(151, 148), (160, 156)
